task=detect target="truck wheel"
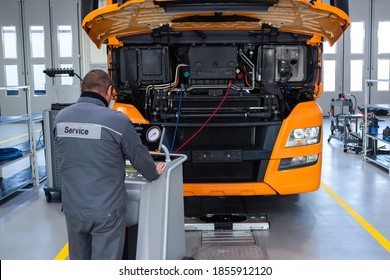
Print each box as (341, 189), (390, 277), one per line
(45, 191), (52, 203)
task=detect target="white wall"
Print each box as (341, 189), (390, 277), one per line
(80, 32), (108, 76)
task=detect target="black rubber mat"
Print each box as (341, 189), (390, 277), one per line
(184, 196), (247, 216)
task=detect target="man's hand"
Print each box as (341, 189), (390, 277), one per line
(155, 162), (166, 175)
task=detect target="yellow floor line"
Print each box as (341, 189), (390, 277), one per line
(0, 133), (28, 144)
(321, 181), (390, 253)
(54, 242), (69, 260)
(0, 129), (42, 145)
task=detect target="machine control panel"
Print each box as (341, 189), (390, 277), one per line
(125, 165), (148, 182)
(125, 154), (167, 183)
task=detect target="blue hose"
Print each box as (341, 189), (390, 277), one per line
(170, 87), (183, 153)
(0, 148), (23, 161)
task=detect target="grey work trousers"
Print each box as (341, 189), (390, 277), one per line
(64, 209), (126, 260)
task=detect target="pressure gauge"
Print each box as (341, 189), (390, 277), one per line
(146, 126), (161, 142)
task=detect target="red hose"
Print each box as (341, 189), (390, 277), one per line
(173, 81), (232, 153)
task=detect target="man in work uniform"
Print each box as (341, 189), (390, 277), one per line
(54, 69), (166, 260)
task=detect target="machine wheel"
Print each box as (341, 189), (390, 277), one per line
(45, 191), (52, 203)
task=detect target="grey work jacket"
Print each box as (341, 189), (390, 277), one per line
(54, 92), (160, 220)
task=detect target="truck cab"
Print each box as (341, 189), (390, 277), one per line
(82, 0), (349, 196)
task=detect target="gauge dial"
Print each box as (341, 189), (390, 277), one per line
(146, 126), (161, 142)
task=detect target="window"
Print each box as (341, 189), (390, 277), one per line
(350, 22), (365, 54)
(60, 64), (73, 85)
(2, 26), (17, 59)
(5, 65), (19, 96)
(350, 60), (363, 92)
(33, 64), (46, 95)
(323, 42), (337, 55)
(57, 25), (72, 57)
(378, 21), (390, 54)
(377, 59), (390, 91)
(377, 21), (390, 91)
(323, 60), (336, 92)
(30, 26), (45, 58)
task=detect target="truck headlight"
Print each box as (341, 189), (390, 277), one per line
(279, 154), (319, 170)
(285, 126), (320, 147)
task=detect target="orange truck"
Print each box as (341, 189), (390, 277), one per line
(81, 0), (350, 196)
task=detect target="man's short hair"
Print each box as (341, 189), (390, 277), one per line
(81, 69), (113, 94)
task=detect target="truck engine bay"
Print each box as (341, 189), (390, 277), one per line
(113, 32), (318, 123)
(110, 29), (320, 184)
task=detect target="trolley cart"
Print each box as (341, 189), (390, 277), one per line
(123, 152), (187, 260)
(328, 95), (363, 153)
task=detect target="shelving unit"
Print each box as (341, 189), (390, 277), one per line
(0, 86), (46, 201)
(362, 79), (390, 175)
(365, 132), (390, 170)
(328, 96), (363, 153)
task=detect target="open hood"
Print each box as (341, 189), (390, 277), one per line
(82, 0), (350, 49)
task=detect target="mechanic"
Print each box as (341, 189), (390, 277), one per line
(54, 69), (166, 260)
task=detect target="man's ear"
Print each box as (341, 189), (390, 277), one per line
(106, 85), (112, 100)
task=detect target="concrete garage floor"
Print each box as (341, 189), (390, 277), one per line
(0, 118), (390, 260)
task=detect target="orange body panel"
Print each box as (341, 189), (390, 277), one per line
(83, 0), (350, 49)
(114, 100), (323, 196)
(183, 182), (277, 197)
(112, 102), (149, 124)
(264, 101), (323, 195)
(182, 101), (323, 196)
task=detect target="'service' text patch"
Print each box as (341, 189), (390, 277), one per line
(57, 122), (102, 139)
